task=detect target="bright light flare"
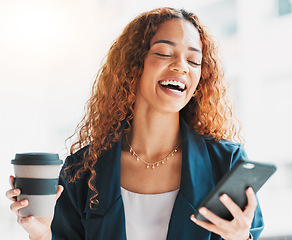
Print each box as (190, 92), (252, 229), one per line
(1, 2), (70, 66)
(4, 4), (63, 45)
(13, 9), (59, 42)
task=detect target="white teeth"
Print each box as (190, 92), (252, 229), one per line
(159, 80), (186, 90)
(168, 88), (181, 93)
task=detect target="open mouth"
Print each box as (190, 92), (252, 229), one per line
(158, 80), (186, 92)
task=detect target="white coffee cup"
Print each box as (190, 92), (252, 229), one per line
(11, 153), (63, 217)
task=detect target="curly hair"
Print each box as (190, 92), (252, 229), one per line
(65, 7), (242, 207)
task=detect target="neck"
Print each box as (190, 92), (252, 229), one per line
(126, 109), (181, 162)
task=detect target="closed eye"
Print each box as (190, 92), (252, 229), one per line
(155, 53), (171, 57)
(188, 60), (201, 67)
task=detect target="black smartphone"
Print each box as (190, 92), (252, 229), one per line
(194, 159), (277, 221)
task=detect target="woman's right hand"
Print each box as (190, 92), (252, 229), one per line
(5, 175), (64, 240)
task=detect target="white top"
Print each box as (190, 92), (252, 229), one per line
(120, 187), (179, 240)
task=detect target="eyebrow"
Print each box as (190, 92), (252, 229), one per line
(152, 39), (202, 54)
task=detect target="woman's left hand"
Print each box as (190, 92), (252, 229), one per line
(190, 187), (257, 240)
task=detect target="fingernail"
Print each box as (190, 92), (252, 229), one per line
(190, 215), (196, 221)
(199, 208), (207, 215)
(21, 200), (28, 206)
(220, 194), (228, 201)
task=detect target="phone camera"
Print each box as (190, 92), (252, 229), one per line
(243, 163), (255, 169)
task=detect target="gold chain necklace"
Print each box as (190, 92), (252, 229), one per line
(125, 136), (182, 169)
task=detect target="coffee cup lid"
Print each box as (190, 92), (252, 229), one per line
(11, 153), (63, 165)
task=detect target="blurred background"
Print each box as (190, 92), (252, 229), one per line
(1, 0), (291, 239)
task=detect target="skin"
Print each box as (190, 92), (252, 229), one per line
(6, 18), (257, 240)
(121, 19), (202, 194)
(190, 188), (257, 239)
(6, 175), (63, 240)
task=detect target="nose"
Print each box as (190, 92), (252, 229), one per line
(169, 58), (189, 74)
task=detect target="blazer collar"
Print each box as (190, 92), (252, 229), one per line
(84, 117), (215, 215)
(179, 117), (215, 210)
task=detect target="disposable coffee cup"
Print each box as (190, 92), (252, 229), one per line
(11, 153), (63, 217)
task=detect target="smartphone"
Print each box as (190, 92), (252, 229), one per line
(194, 159), (277, 221)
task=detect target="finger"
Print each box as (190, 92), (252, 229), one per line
(220, 194), (245, 220)
(190, 214), (223, 236)
(9, 175), (15, 188)
(197, 207), (229, 228)
(10, 199), (29, 214)
(56, 185), (64, 200)
(244, 187), (257, 220)
(6, 188), (21, 202)
(17, 216), (34, 225)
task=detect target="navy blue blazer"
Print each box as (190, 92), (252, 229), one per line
(52, 119), (264, 240)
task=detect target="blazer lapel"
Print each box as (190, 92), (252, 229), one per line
(84, 140), (122, 215)
(84, 118), (129, 216)
(83, 140), (127, 239)
(167, 118), (216, 239)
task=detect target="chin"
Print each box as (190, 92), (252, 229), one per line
(157, 105), (185, 114)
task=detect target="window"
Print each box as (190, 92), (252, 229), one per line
(277, 0), (292, 16)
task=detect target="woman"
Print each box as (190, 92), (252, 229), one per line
(6, 7), (263, 240)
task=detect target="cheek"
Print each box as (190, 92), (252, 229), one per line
(140, 58), (164, 88)
(139, 58), (158, 91)
(190, 68), (201, 88)
(144, 57), (164, 73)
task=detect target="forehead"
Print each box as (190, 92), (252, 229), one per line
(150, 19), (202, 49)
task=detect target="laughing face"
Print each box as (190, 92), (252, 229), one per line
(136, 18), (202, 114)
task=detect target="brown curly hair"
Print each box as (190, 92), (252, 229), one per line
(65, 7), (242, 207)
